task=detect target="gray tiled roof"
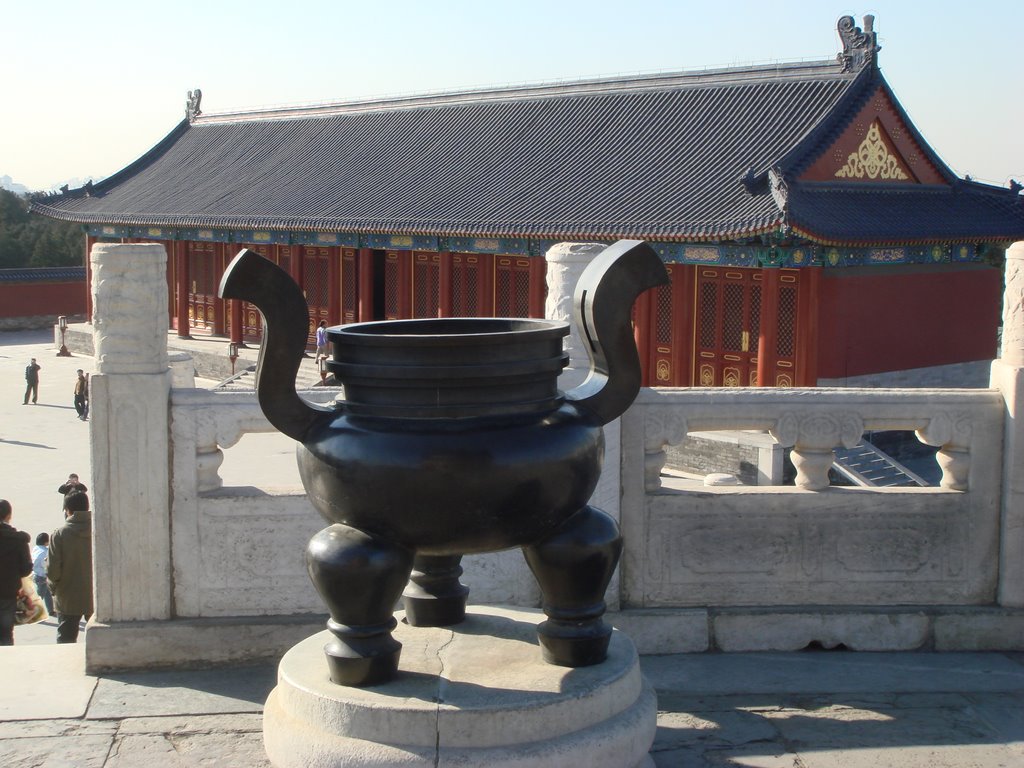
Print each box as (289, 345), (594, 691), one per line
(31, 61), (1024, 245)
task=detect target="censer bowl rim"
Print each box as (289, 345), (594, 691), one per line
(329, 317), (568, 343)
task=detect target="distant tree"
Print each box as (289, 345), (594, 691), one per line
(0, 188), (83, 268)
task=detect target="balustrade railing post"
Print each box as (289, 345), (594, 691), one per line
(991, 240), (1024, 607)
(89, 243), (173, 624)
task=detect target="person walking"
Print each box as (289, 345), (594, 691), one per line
(46, 490), (93, 644)
(315, 320), (329, 361)
(23, 358), (41, 405)
(74, 369), (89, 421)
(0, 499), (33, 645)
(31, 532), (53, 616)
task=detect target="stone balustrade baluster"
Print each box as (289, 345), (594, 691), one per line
(642, 407), (688, 491)
(916, 412), (971, 491)
(771, 411), (864, 491)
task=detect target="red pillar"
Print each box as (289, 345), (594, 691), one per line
(756, 268), (780, 387)
(229, 299), (243, 345)
(176, 241), (191, 338)
(528, 257), (546, 318)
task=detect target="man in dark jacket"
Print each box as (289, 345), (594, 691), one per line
(23, 357), (41, 405)
(0, 499), (33, 645)
(47, 490), (93, 643)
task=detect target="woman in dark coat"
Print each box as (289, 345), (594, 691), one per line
(0, 499), (33, 645)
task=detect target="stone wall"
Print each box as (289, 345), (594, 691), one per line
(664, 430), (783, 485)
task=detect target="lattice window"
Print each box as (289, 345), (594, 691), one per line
(777, 286), (797, 357)
(496, 268), (512, 316)
(341, 252), (357, 322)
(384, 257), (400, 318)
(512, 270), (529, 317)
(413, 260), (440, 318)
(304, 255), (329, 307)
(452, 261), (479, 317)
(699, 283), (717, 348)
(722, 283), (744, 351)
(655, 283), (673, 345)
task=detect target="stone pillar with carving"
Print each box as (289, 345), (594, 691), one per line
(991, 241), (1024, 607)
(89, 243), (173, 623)
(545, 242), (623, 608)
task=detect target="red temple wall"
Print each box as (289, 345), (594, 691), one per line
(815, 264), (1001, 379)
(0, 281), (87, 319)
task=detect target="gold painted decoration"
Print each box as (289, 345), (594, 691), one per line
(656, 359), (670, 381)
(700, 364), (715, 386)
(835, 122), (909, 181)
(723, 367), (740, 387)
(776, 373), (793, 387)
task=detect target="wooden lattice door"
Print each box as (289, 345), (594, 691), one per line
(495, 256), (531, 317)
(187, 242), (217, 333)
(451, 253), (492, 317)
(413, 252), (441, 318)
(302, 247), (331, 347)
(695, 268), (761, 387)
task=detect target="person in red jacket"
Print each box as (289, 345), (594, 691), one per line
(0, 499), (33, 645)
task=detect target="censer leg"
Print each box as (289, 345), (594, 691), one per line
(523, 505), (623, 667)
(402, 554), (470, 627)
(306, 524), (414, 686)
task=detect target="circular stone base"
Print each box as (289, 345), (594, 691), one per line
(264, 606), (657, 767)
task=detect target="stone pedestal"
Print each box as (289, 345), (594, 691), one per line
(263, 606), (656, 768)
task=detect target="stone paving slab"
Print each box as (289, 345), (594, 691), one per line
(0, 644), (96, 721)
(86, 664), (277, 720)
(640, 652), (1024, 696)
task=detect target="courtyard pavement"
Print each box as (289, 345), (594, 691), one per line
(1, 329), (1023, 766)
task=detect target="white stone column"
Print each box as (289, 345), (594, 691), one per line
(545, 242), (623, 609)
(991, 240), (1024, 607)
(545, 242), (608, 390)
(90, 243), (172, 621)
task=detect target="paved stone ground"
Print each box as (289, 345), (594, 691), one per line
(2, 329), (1023, 766)
(0, 644), (1022, 766)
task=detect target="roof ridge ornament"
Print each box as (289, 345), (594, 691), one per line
(186, 89), (203, 121)
(836, 15), (880, 73)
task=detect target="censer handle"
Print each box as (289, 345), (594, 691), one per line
(565, 240), (669, 425)
(219, 249), (332, 441)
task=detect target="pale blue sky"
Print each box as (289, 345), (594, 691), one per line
(3, 0), (1021, 192)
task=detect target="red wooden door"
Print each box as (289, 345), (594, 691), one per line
(451, 253), (493, 317)
(495, 256), (531, 317)
(769, 271), (801, 387)
(648, 263), (694, 386)
(235, 244), (278, 341)
(695, 268), (761, 387)
(188, 242), (217, 333)
(302, 247), (331, 347)
(383, 251), (411, 320)
(413, 251), (441, 318)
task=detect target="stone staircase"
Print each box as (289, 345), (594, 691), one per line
(832, 438), (929, 487)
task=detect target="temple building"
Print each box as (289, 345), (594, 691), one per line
(32, 16), (1024, 386)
